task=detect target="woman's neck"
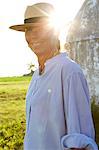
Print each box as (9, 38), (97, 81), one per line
(38, 49), (60, 67)
(38, 49), (60, 75)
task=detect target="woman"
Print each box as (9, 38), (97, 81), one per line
(9, 2), (98, 150)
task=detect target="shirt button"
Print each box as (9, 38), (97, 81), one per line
(48, 88), (52, 93)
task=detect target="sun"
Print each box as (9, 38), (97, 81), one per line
(48, 0), (84, 43)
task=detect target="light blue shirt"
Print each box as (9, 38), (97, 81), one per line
(24, 52), (98, 150)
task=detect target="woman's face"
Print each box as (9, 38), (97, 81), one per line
(25, 20), (53, 55)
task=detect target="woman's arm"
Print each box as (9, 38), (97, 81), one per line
(61, 71), (98, 150)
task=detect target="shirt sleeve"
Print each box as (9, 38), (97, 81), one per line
(61, 71), (98, 150)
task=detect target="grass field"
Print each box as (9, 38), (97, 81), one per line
(0, 76), (99, 149)
(0, 76), (31, 150)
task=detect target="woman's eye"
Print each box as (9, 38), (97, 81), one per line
(28, 28), (33, 32)
(25, 28), (33, 32)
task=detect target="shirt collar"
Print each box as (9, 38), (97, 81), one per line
(44, 52), (68, 66)
(35, 51), (68, 76)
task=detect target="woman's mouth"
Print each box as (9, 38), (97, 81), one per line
(28, 42), (40, 47)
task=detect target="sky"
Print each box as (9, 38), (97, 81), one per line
(0, 0), (84, 77)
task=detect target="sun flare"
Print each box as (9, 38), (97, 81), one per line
(48, 0), (84, 43)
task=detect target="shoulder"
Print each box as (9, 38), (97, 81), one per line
(59, 53), (83, 79)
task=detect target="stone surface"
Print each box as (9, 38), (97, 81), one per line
(66, 0), (99, 104)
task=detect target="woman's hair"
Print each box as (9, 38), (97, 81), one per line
(56, 39), (60, 50)
(65, 42), (71, 50)
(50, 28), (60, 50)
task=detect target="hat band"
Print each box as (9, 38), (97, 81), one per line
(24, 17), (48, 23)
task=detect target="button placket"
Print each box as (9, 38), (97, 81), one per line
(31, 76), (40, 96)
(27, 77), (40, 131)
(31, 80), (37, 95)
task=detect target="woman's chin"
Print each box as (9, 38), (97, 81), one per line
(28, 43), (39, 49)
(30, 47), (44, 55)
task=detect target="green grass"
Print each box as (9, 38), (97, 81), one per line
(0, 76), (31, 150)
(0, 76), (99, 149)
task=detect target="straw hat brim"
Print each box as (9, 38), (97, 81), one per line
(9, 23), (36, 32)
(9, 3), (55, 32)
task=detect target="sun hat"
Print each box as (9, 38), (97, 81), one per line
(9, 2), (55, 32)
